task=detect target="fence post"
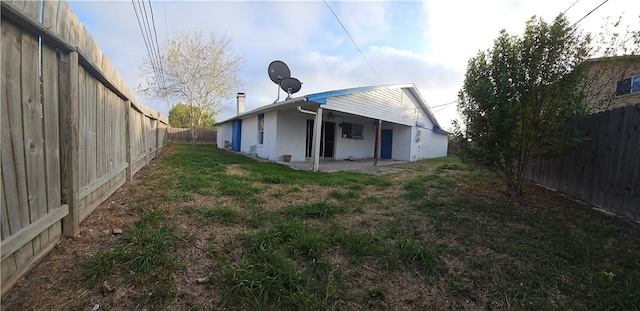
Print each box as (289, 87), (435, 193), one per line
(59, 51), (80, 237)
(142, 115), (149, 165)
(156, 119), (160, 155)
(124, 101), (133, 181)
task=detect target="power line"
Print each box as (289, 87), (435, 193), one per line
(430, 100), (457, 109)
(571, 0), (609, 28)
(140, 0), (162, 77)
(563, 0), (580, 14)
(433, 104), (455, 114)
(322, 0), (387, 87)
(132, 0), (158, 80)
(148, 0), (165, 87)
(131, 0), (165, 90)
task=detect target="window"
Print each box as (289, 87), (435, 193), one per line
(616, 75), (640, 96)
(258, 114), (264, 144)
(341, 122), (363, 139)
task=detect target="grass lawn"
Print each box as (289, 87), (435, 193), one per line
(4, 143), (640, 310)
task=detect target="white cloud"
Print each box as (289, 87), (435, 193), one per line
(332, 1), (391, 45)
(66, 0), (640, 132)
(420, 0), (640, 72)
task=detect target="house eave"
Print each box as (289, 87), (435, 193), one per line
(216, 95), (310, 125)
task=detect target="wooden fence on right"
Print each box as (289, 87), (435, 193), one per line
(525, 103), (640, 220)
(167, 127), (217, 144)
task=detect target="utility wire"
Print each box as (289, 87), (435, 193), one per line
(430, 99), (458, 109)
(322, 0), (387, 87)
(140, 0), (162, 76)
(571, 0), (609, 28)
(432, 105), (454, 113)
(132, 0), (159, 81)
(132, 0), (164, 90)
(563, 0), (580, 14)
(148, 0), (165, 88)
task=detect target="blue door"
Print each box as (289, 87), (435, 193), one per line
(381, 129), (392, 159)
(232, 120), (242, 151)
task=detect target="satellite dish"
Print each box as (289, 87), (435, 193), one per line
(268, 60), (302, 102)
(280, 77), (302, 97)
(268, 60), (291, 84)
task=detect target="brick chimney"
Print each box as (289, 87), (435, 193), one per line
(236, 92), (246, 115)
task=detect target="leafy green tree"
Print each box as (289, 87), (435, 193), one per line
(447, 120), (471, 159)
(458, 14), (590, 196)
(168, 103), (216, 130)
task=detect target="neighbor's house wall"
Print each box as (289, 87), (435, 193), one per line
(275, 109), (309, 162)
(585, 56), (640, 113)
(217, 122), (233, 149)
(333, 115), (377, 159)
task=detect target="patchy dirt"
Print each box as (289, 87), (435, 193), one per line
(1, 171), (146, 310)
(4, 146), (639, 310)
(224, 164), (248, 176)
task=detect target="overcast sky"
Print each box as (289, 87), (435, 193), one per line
(67, 0), (639, 130)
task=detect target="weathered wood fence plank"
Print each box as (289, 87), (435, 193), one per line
(1, 205), (68, 262)
(526, 103), (640, 220)
(167, 128), (218, 144)
(1, 20), (29, 237)
(1, 0), (169, 296)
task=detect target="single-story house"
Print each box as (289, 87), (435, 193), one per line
(216, 83), (449, 170)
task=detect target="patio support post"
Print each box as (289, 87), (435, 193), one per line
(312, 107), (323, 171)
(374, 119), (382, 166)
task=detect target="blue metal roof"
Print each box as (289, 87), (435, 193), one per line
(432, 125), (450, 135)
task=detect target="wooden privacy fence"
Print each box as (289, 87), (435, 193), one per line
(167, 127), (217, 144)
(1, 0), (168, 295)
(525, 102), (640, 220)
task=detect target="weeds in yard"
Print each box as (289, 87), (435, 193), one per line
(284, 201), (346, 219)
(183, 206), (246, 225)
(163, 190), (195, 202)
(334, 229), (387, 261)
(81, 209), (184, 307)
(329, 189), (361, 201)
(217, 219), (340, 309)
(70, 144), (640, 310)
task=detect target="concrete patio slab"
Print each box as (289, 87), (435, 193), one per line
(276, 158), (409, 175)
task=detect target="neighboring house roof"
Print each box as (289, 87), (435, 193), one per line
(219, 83), (444, 130)
(586, 54), (640, 64)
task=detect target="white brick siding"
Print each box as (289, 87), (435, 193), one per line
(275, 109), (310, 162)
(240, 115), (258, 153)
(217, 123), (233, 149)
(258, 111), (278, 159)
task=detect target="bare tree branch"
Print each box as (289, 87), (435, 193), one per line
(140, 30), (244, 146)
